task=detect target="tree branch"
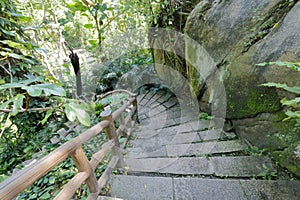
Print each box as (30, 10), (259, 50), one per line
(0, 107), (63, 113)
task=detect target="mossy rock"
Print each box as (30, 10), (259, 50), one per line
(273, 141), (300, 177)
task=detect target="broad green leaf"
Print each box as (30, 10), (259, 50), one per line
(260, 82), (300, 94)
(23, 146), (33, 154)
(19, 76), (44, 85)
(23, 26), (40, 31)
(100, 13), (107, 20)
(49, 176), (55, 184)
(68, 1), (88, 12)
(256, 61), (300, 72)
(40, 192), (51, 199)
(12, 94), (25, 116)
(34, 84), (66, 96)
(69, 102), (91, 126)
(281, 97), (300, 108)
(100, 3), (108, 12)
(22, 85), (42, 96)
(5, 11), (24, 17)
(0, 79), (5, 84)
(0, 51), (34, 64)
(88, 39), (98, 46)
(0, 83), (24, 90)
(0, 29), (16, 36)
(18, 15), (33, 23)
(283, 110), (300, 121)
(64, 104), (76, 122)
(22, 84), (66, 97)
(84, 24), (93, 29)
(0, 98), (13, 109)
(41, 109), (55, 125)
(0, 40), (24, 49)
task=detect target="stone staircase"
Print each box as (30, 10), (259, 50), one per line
(106, 88), (300, 200)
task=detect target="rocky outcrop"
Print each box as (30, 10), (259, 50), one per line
(152, 0), (300, 176)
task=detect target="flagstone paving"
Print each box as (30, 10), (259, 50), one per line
(107, 88), (300, 200)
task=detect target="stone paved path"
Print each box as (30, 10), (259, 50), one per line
(108, 88), (300, 200)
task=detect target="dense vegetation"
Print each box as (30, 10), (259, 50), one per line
(1, 0), (299, 198)
(0, 0), (170, 198)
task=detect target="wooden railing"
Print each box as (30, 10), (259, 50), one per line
(0, 90), (138, 200)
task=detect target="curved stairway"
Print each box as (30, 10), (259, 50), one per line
(105, 88), (300, 200)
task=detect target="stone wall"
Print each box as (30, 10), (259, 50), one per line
(152, 0), (300, 176)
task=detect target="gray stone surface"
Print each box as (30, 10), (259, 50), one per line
(107, 90), (300, 200)
(109, 175), (173, 200)
(166, 140), (246, 157)
(157, 93), (173, 104)
(174, 178), (247, 200)
(147, 92), (166, 105)
(129, 132), (200, 149)
(184, 0), (300, 176)
(97, 196), (123, 200)
(163, 98), (178, 108)
(136, 121), (210, 138)
(211, 156), (276, 177)
(240, 180), (300, 200)
(109, 176), (300, 200)
(125, 157), (213, 175)
(125, 156), (276, 177)
(174, 178), (300, 200)
(126, 147), (167, 158)
(139, 90), (156, 106)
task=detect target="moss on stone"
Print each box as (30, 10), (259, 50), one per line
(272, 142), (300, 177)
(226, 81), (281, 119)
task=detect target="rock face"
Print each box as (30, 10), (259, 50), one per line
(152, 0), (300, 176)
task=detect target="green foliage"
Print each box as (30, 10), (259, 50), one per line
(16, 157), (79, 199)
(199, 112), (213, 120)
(64, 102), (91, 126)
(0, 111), (53, 175)
(97, 93), (127, 111)
(256, 62), (300, 124)
(0, 0), (158, 198)
(96, 49), (153, 94)
(244, 146), (267, 157)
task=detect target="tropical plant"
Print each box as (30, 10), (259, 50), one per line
(256, 61), (300, 124)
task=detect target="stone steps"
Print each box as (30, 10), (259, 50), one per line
(105, 89), (300, 199)
(124, 156), (276, 177)
(126, 139), (245, 158)
(109, 175), (300, 200)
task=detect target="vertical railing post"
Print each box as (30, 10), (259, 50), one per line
(119, 111), (127, 137)
(132, 95), (139, 123)
(71, 146), (98, 197)
(100, 109), (119, 146)
(100, 109), (126, 168)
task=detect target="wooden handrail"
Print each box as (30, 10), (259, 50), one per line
(0, 90), (138, 200)
(96, 89), (137, 100)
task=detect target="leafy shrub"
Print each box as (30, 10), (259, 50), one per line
(256, 61), (300, 124)
(96, 49), (152, 94)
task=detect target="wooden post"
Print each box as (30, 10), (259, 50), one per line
(71, 146), (98, 195)
(133, 96), (139, 123)
(119, 112), (127, 137)
(118, 100), (128, 137)
(100, 109), (126, 168)
(100, 109), (119, 146)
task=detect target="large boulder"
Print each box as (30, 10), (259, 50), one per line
(184, 0), (300, 176)
(151, 0), (300, 176)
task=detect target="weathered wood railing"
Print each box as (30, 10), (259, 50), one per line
(0, 90), (138, 200)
